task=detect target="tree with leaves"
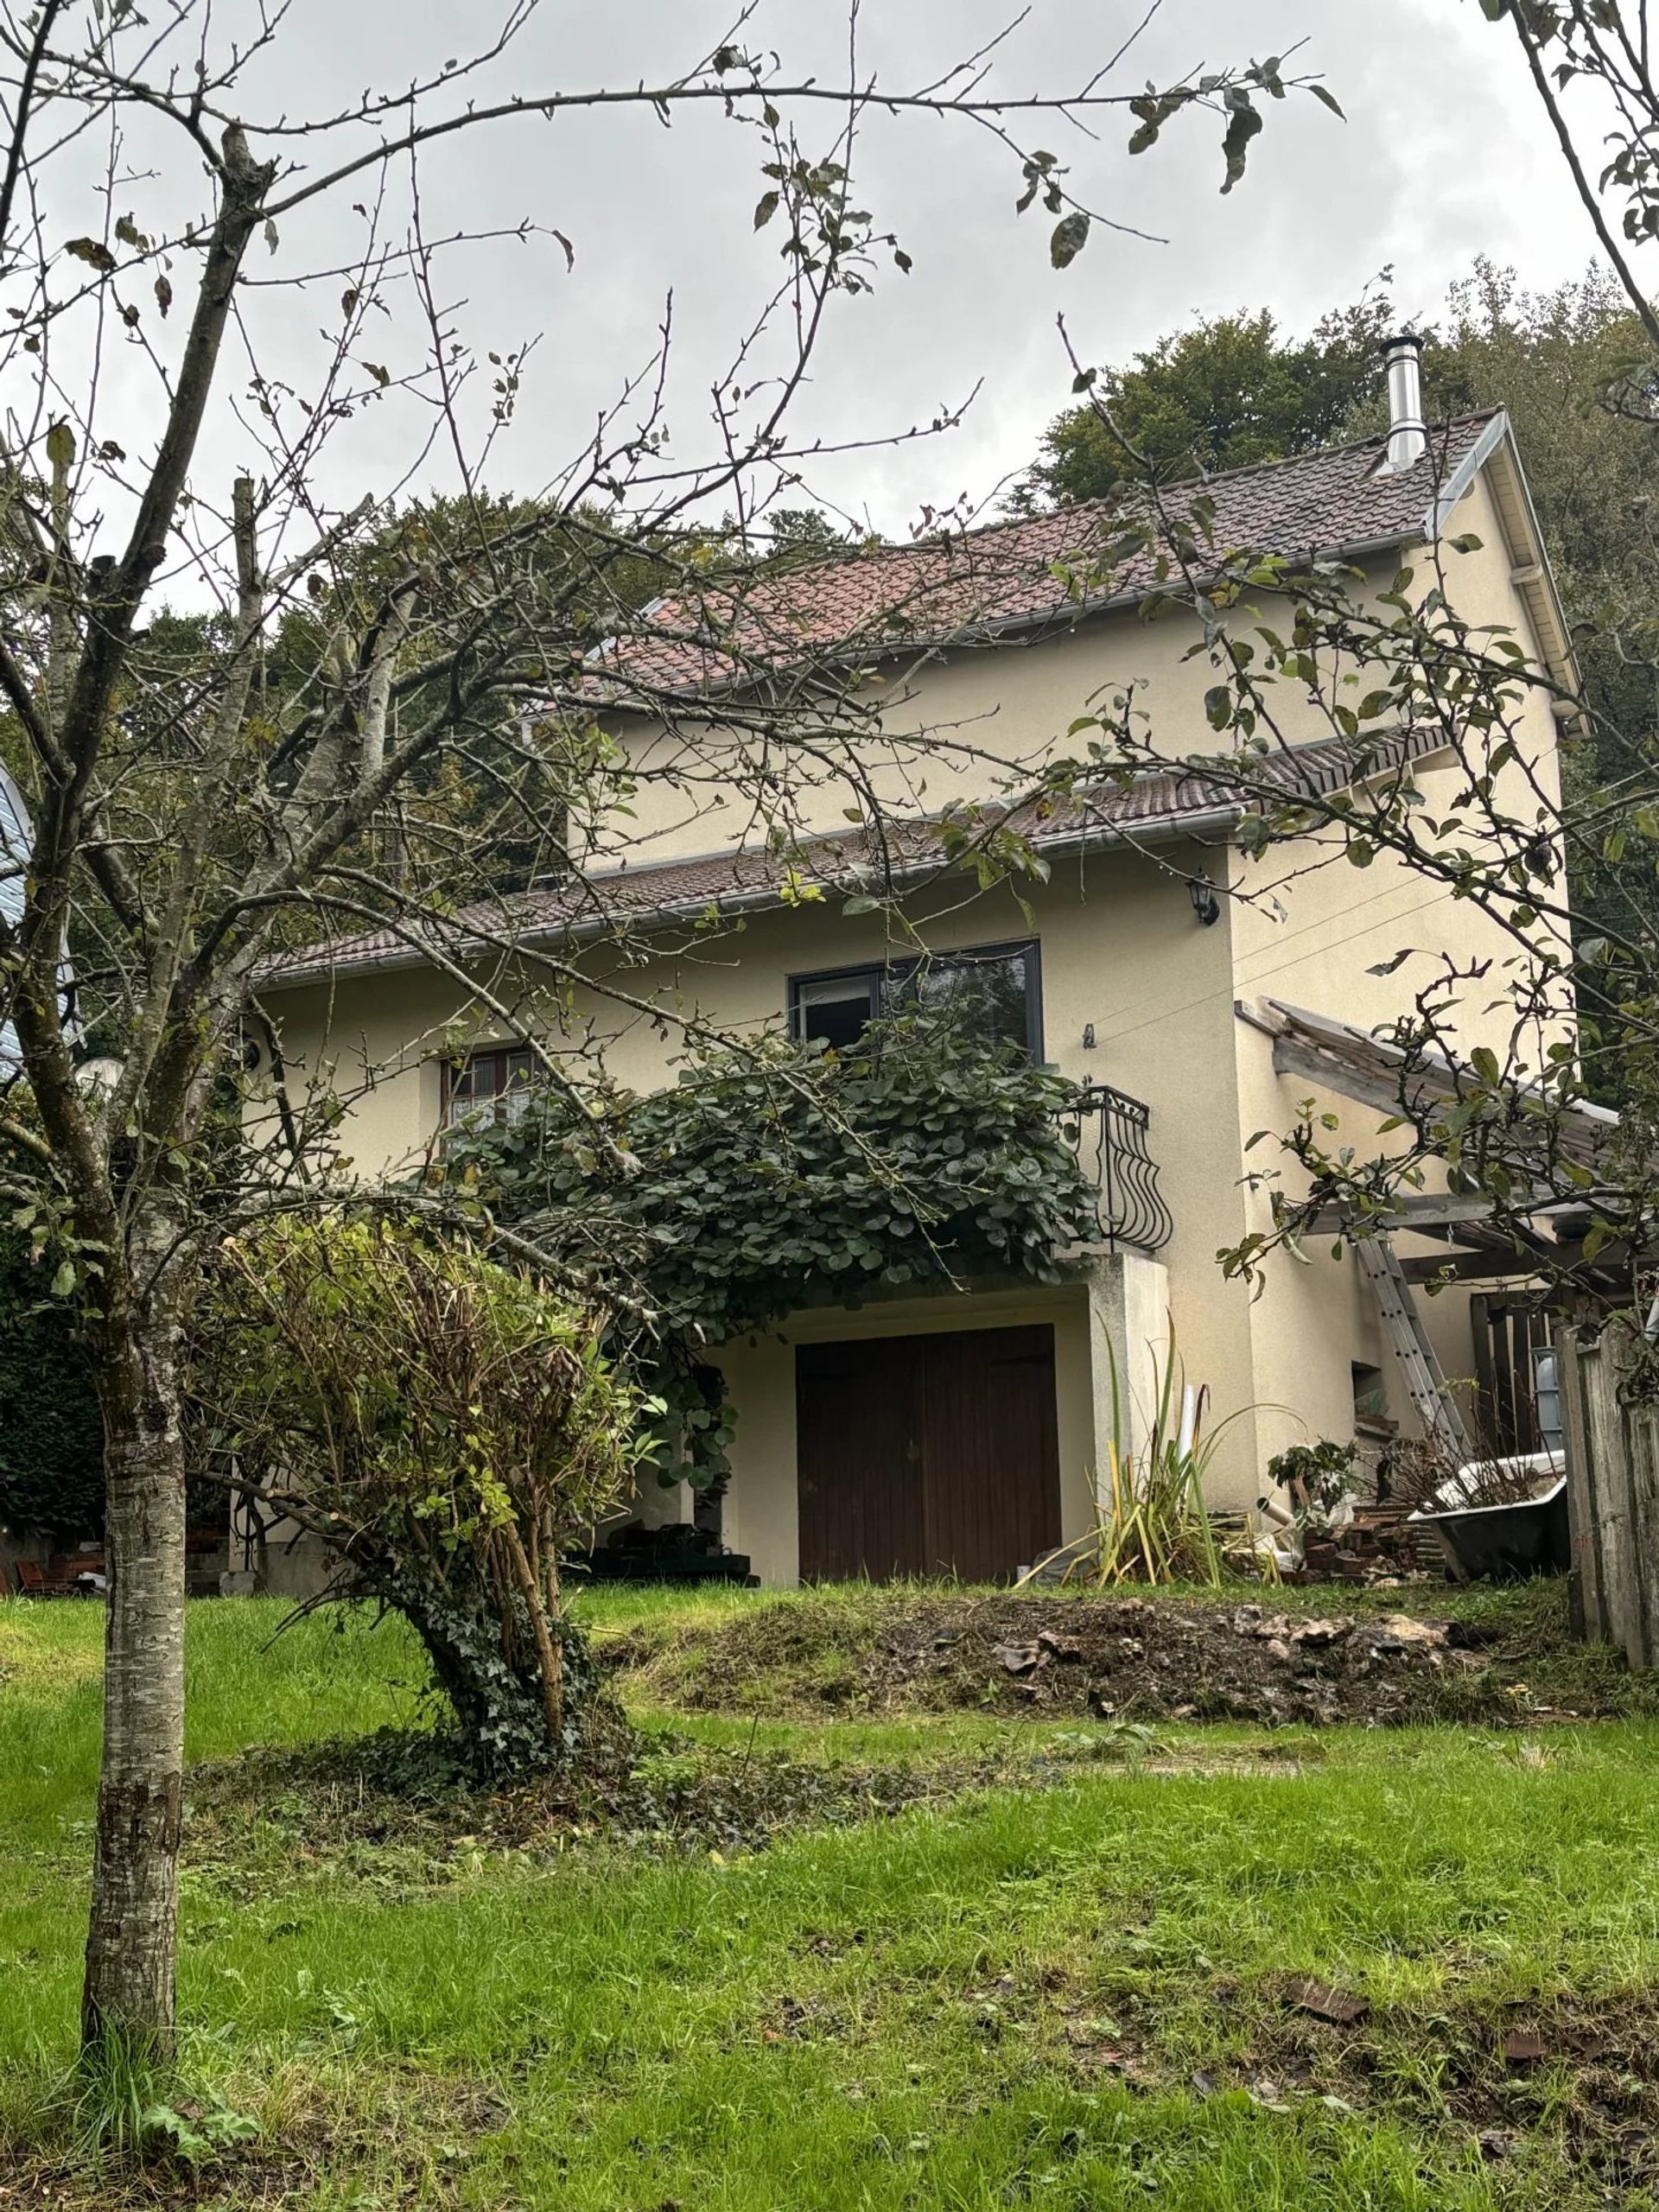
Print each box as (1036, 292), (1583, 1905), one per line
(0, 0), (1326, 2074)
(1020, 255), (1659, 1090)
(1017, 296), (1396, 508)
(1027, 3), (1659, 1338)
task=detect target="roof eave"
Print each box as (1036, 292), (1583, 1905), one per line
(594, 523), (1437, 718)
(253, 804), (1243, 996)
(258, 736), (1456, 997)
(257, 724), (1460, 996)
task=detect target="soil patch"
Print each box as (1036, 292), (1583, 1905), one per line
(882, 1595), (1529, 1726)
(0, 2147), (316, 2209)
(0, 2069), (507, 2210)
(1057, 1982), (1659, 2195)
(613, 1588), (1641, 1726)
(1265, 1987), (1659, 2186)
(181, 1726), (994, 1883)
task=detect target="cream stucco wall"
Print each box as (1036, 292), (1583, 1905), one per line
(1220, 469), (1571, 1474)
(254, 451), (1571, 1575)
(582, 448), (1555, 884)
(707, 1254), (1171, 1586)
(259, 840), (1265, 1512)
(584, 551), (1447, 873)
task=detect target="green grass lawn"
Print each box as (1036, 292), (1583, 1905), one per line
(3, 1586), (1659, 2208)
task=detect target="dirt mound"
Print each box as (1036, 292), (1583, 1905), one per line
(1036, 1971), (1659, 2193)
(879, 1595), (1522, 1726)
(1255, 1989), (1659, 2185)
(1071, 1980), (1659, 2192)
(619, 1589), (1622, 1726)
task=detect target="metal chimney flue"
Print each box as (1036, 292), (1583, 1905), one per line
(1379, 332), (1427, 474)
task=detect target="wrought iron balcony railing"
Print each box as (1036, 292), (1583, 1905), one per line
(1060, 1083), (1173, 1254)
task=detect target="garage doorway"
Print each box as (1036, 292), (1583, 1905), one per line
(795, 1324), (1061, 1582)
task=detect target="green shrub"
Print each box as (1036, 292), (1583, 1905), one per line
(193, 1215), (651, 1777)
(0, 1230), (104, 1542)
(439, 1019), (1102, 1488)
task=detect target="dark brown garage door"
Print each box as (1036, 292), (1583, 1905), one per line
(795, 1324), (1060, 1582)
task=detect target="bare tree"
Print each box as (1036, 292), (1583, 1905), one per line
(0, 0), (1330, 2065)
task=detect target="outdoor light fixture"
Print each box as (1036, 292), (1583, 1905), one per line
(1187, 873), (1221, 926)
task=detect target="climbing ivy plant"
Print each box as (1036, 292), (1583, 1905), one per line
(438, 1020), (1102, 1489)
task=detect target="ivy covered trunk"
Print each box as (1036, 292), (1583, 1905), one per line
(375, 1556), (630, 1781)
(80, 1272), (190, 2058)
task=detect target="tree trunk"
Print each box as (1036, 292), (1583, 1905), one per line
(79, 1306), (188, 2061)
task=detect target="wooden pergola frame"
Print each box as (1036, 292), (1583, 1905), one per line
(1240, 996), (1624, 1289)
(1235, 996), (1643, 1464)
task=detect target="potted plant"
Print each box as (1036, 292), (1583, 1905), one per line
(1261, 1439), (1363, 1578)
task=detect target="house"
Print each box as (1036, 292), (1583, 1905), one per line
(251, 340), (1580, 1587)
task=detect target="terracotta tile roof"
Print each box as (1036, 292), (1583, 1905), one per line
(256, 726), (1448, 990)
(591, 415), (1498, 700)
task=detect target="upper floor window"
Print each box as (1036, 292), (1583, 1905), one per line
(445, 1044), (537, 1127)
(789, 940), (1041, 1058)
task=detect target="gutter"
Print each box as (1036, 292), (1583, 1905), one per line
(259, 723), (1456, 995)
(259, 739), (1450, 995)
(257, 802), (1250, 995)
(1421, 410), (1509, 540)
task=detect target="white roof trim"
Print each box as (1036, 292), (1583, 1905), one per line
(1420, 410), (1511, 540)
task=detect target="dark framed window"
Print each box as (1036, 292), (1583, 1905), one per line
(791, 969), (881, 1051)
(444, 1045), (537, 1127)
(788, 940), (1042, 1059)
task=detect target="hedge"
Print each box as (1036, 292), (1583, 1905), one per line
(0, 1230), (104, 1542)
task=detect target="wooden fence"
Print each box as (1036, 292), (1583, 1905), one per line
(1558, 1313), (1659, 1669)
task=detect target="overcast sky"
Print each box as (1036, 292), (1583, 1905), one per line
(25, 1), (1618, 560)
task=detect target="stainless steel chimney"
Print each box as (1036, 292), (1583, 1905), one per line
(1379, 332), (1427, 474)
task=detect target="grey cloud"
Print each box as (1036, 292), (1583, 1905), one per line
(35, 2), (1610, 556)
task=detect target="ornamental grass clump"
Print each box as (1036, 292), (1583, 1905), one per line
(1029, 1329), (1244, 1588)
(194, 1217), (652, 1780)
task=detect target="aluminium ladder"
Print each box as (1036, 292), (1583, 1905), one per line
(1353, 1235), (1475, 1460)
